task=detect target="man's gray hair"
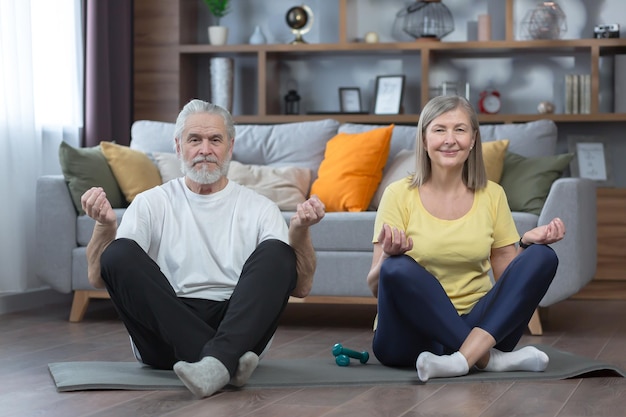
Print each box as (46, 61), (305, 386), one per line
(173, 99), (235, 149)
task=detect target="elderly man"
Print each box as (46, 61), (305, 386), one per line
(81, 99), (325, 398)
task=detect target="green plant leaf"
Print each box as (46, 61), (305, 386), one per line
(203, 0), (231, 24)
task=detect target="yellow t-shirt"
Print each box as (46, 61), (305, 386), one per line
(373, 178), (519, 314)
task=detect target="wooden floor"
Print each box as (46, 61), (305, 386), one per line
(1, 299), (626, 417)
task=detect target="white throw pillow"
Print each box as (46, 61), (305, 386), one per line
(369, 149), (415, 210)
(228, 161), (311, 211)
(151, 152), (312, 211)
(152, 152), (183, 183)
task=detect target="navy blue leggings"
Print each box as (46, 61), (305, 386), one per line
(372, 244), (558, 367)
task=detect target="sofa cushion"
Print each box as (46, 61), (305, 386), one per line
(341, 119), (558, 167)
(130, 120), (176, 153)
(311, 125), (393, 212)
(227, 161), (311, 210)
(100, 142), (163, 203)
(58, 142), (126, 214)
(282, 211), (377, 251)
(500, 151), (574, 215)
(233, 119), (340, 177)
(480, 119), (557, 158)
(131, 119), (340, 181)
(153, 151), (183, 183)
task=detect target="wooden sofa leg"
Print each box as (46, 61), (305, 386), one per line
(527, 308), (543, 336)
(69, 290), (111, 322)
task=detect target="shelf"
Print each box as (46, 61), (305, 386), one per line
(178, 38), (626, 55)
(232, 113), (626, 126)
(133, 0), (626, 126)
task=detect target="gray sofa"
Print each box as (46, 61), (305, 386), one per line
(36, 118), (597, 331)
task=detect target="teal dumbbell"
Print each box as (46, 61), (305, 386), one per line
(332, 343), (369, 365)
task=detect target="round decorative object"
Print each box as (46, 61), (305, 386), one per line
(521, 2), (567, 40)
(396, 0), (455, 41)
(286, 5), (314, 44)
(478, 89), (501, 114)
(364, 31), (379, 43)
(537, 101), (555, 114)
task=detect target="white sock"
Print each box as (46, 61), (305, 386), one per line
(416, 351), (469, 382)
(173, 356), (230, 398)
(229, 351), (259, 387)
(482, 346), (549, 372)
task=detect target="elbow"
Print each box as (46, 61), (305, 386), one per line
(291, 282), (312, 299)
(88, 273), (106, 289)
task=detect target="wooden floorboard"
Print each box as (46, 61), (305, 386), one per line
(1, 299), (625, 417)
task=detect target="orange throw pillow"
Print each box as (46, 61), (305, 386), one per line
(311, 125), (393, 212)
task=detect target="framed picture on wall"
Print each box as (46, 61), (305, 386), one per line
(373, 75), (405, 115)
(567, 136), (613, 187)
(339, 87), (362, 113)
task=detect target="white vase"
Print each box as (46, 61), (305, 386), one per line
(249, 25), (266, 45)
(208, 26), (228, 45)
(210, 57), (233, 112)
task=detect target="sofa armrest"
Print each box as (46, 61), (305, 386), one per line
(36, 175), (77, 293)
(538, 177), (597, 306)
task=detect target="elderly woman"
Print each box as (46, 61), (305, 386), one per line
(367, 95), (565, 381)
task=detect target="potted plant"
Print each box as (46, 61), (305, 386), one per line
(203, 0), (231, 45)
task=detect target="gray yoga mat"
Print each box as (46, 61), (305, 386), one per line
(48, 344), (625, 392)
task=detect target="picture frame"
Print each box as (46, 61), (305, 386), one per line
(339, 87), (362, 113)
(373, 75), (405, 115)
(567, 135), (613, 187)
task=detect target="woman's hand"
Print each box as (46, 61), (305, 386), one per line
(378, 223), (413, 258)
(522, 217), (566, 246)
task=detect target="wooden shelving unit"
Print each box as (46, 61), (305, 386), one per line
(134, 0), (626, 125)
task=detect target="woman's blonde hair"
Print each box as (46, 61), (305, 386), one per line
(409, 95), (487, 190)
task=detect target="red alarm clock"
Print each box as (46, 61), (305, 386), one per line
(478, 89), (501, 114)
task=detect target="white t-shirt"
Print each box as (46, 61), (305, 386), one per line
(116, 178), (289, 301)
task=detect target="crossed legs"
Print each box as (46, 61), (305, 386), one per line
(373, 245), (558, 381)
(100, 238), (297, 397)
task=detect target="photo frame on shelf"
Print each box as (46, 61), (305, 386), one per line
(373, 75), (405, 115)
(567, 136), (613, 187)
(339, 87), (362, 113)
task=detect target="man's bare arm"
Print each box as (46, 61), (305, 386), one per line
(81, 188), (118, 288)
(288, 196), (325, 298)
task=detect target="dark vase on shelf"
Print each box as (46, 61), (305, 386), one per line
(284, 89), (301, 115)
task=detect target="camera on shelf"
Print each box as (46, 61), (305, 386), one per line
(594, 24), (620, 39)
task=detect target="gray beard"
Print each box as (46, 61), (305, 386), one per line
(180, 155), (230, 185)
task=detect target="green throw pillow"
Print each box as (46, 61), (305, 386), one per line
(58, 141), (126, 214)
(499, 151), (574, 216)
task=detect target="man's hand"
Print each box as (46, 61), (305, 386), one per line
(290, 195), (325, 228)
(81, 187), (117, 225)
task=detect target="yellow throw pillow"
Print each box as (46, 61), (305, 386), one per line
(310, 125), (393, 212)
(100, 142), (162, 203)
(482, 139), (510, 183)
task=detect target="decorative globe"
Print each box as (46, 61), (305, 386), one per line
(286, 6), (308, 30)
(522, 2), (567, 40)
